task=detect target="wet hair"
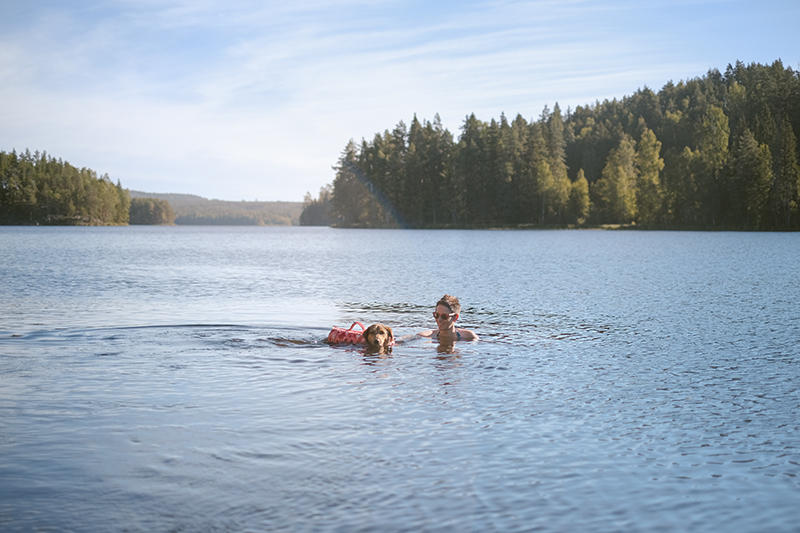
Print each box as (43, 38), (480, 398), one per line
(436, 294), (461, 315)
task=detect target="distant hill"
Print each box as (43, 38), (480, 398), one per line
(129, 191), (302, 226)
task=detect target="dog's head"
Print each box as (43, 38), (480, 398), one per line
(363, 323), (394, 349)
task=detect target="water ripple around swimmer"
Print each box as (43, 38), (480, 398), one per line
(2, 228), (800, 532)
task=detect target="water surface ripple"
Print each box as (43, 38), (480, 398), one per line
(0, 226), (798, 532)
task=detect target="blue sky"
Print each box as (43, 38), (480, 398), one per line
(1, 0), (798, 201)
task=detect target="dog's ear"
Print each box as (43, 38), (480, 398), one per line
(386, 325), (394, 339)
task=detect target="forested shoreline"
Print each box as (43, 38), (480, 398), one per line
(4, 60), (797, 229)
(0, 152), (303, 225)
(303, 60), (800, 230)
(0, 150), (130, 225)
(129, 197), (176, 225)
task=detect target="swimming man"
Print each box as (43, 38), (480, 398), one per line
(418, 294), (479, 341)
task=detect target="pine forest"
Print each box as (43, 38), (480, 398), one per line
(0, 149), (130, 225)
(3, 60), (798, 230)
(304, 60), (800, 230)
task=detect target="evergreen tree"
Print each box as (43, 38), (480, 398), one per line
(534, 106), (560, 222)
(772, 115), (800, 228)
(115, 180), (131, 224)
(129, 197), (176, 225)
(331, 140), (368, 226)
(567, 169), (591, 224)
(456, 114), (489, 224)
(694, 105), (730, 226)
(404, 116), (427, 226)
(510, 114), (536, 224)
(300, 185), (337, 226)
(593, 134), (637, 223)
(663, 146), (700, 226)
(427, 114), (456, 225)
(727, 129), (772, 228)
(529, 119), (554, 224)
(635, 126), (665, 225)
(481, 115), (512, 224)
(546, 103), (571, 221)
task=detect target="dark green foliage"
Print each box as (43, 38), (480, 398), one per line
(726, 129), (772, 228)
(593, 134), (638, 223)
(327, 60), (800, 230)
(0, 149), (130, 225)
(129, 197), (176, 225)
(300, 185), (338, 226)
(330, 140), (391, 228)
(567, 170), (590, 224)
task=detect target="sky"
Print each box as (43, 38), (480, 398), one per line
(1, 1), (798, 202)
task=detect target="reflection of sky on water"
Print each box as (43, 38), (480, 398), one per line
(1, 226), (799, 531)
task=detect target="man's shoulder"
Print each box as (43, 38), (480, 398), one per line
(458, 329), (479, 341)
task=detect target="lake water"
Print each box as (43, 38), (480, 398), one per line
(1, 226), (799, 532)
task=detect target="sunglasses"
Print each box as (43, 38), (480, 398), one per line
(433, 312), (457, 320)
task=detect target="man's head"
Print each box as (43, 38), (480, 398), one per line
(433, 294), (461, 322)
(436, 294), (461, 315)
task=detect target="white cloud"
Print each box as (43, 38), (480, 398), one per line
(1, 0), (797, 200)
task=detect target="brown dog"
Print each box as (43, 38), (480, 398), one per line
(363, 323), (394, 350)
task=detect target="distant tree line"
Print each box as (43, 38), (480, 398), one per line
(303, 60), (800, 230)
(129, 197), (176, 225)
(0, 154), (303, 225)
(173, 205), (298, 225)
(130, 192), (302, 225)
(0, 149), (130, 225)
(299, 185), (338, 226)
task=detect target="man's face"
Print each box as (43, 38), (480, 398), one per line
(433, 305), (457, 327)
